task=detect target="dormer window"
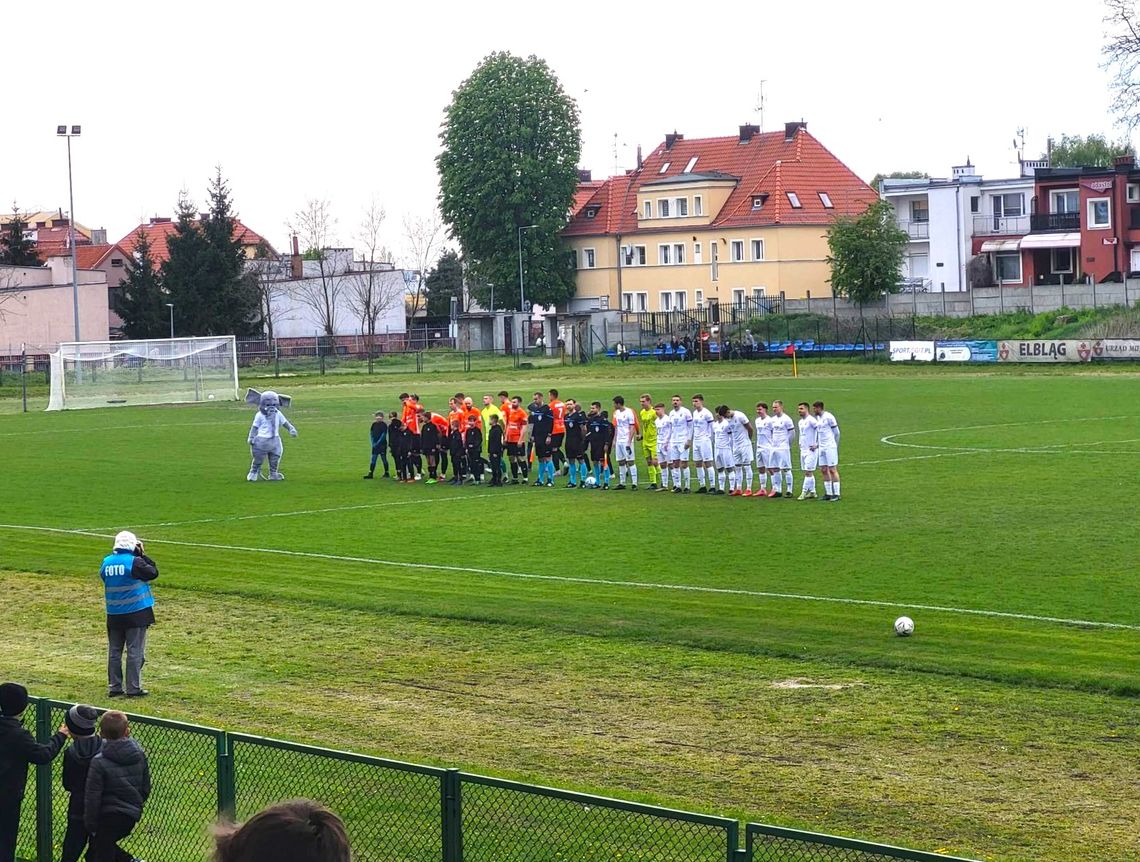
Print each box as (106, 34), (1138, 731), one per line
(752, 196), (766, 209)
(585, 207), (598, 219)
(787, 192), (802, 208)
(659, 162), (671, 174)
(818, 192), (833, 208)
(683, 156), (698, 173)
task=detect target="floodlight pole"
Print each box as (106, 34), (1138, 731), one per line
(167, 303), (175, 338)
(59, 125), (82, 341)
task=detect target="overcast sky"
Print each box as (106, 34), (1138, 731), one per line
(4, 0), (1128, 261)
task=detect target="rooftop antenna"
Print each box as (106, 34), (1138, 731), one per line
(612, 132), (631, 176)
(754, 80), (767, 133)
(1013, 127), (1026, 164)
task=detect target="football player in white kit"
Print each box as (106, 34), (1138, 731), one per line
(719, 404), (755, 496)
(668, 394), (693, 493)
(767, 400), (796, 498)
(710, 407), (735, 495)
(653, 403), (674, 492)
(610, 395), (641, 490)
(690, 394), (716, 493)
(796, 402), (820, 500)
(812, 400), (841, 501)
(753, 402), (773, 496)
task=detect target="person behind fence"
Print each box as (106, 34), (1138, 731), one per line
(0, 683), (71, 862)
(60, 705), (101, 862)
(363, 411), (389, 480)
(84, 711), (149, 862)
(213, 800), (350, 862)
(101, 531), (159, 699)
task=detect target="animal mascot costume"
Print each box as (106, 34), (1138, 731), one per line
(246, 389), (297, 481)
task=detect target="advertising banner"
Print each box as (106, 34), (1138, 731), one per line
(1091, 339), (1140, 360)
(996, 340), (1095, 363)
(934, 340), (998, 363)
(889, 341), (935, 362)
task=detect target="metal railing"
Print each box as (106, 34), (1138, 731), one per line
(1030, 212), (1081, 232)
(897, 220), (929, 239)
(972, 214), (1031, 236)
(15, 697), (979, 862)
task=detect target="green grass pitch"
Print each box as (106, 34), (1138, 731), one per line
(2, 363), (1138, 862)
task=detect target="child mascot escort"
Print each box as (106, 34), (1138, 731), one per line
(246, 389), (298, 481)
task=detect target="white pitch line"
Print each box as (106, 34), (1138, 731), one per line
(880, 415), (1133, 449)
(1, 523), (1136, 633)
(81, 490), (523, 532)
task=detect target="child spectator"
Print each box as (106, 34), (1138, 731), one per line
(487, 415), (504, 487)
(0, 683), (70, 862)
(85, 711), (150, 862)
(465, 416), (484, 485)
(363, 412), (389, 479)
(213, 800), (350, 862)
(447, 420), (466, 485)
(60, 705), (101, 862)
(388, 415), (409, 482)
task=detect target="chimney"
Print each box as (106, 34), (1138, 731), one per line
(577, 169), (592, 182)
(91, 228), (107, 245)
(636, 144), (643, 170)
(665, 131), (683, 150)
(1114, 154), (1134, 172)
(784, 121), (807, 142)
(149, 217), (172, 224)
(290, 234), (302, 279)
(739, 123), (760, 143)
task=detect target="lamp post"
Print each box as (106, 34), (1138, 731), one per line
(57, 124), (81, 341)
(166, 303), (175, 339)
(517, 224), (538, 313)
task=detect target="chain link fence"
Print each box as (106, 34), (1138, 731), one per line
(15, 698), (979, 862)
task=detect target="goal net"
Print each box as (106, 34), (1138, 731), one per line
(47, 336), (239, 411)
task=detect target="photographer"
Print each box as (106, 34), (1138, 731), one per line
(101, 531), (159, 699)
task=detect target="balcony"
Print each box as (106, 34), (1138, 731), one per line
(898, 220), (929, 240)
(973, 215), (1030, 236)
(1030, 212), (1081, 232)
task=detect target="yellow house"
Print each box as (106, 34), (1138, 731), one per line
(563, 123), (878, 312)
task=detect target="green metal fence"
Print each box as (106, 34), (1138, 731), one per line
(16, 698), (979, 862)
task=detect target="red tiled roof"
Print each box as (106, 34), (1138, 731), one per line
(571, 181), (604, 217)
(563, 127), (877, 237)
(75, 243), (131, 269)
(117, 218), (274, 265)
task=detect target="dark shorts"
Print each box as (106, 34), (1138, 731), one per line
(550, 432), (565, 451)
(534, 436), (552, 458)
(589, 443), (608, 462)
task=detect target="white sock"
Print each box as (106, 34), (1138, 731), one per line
(824, 480), (833, 496)
(683, 467), (691, 489)
(671, 467), (680, 487)
(630, 465), (638, 485)
(757, 470), (767, 491)
(705, 466), (715, 487)
(733, 467), (742, 490)
(773, 473), (782, 493)
(696, 466), (706, 487)
(743, 464), (753, 489)
(806, 476), (815, 493)
(718, 471), (726, 491)
(833, 480), (840, 497)
(619, 465), (628, 484)
(784, 470), (794, 492)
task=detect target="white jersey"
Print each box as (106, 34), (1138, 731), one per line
(654, 414), (673, 448)
(691, 407), (715, 443)
(816, 411), (839, 447)
(712, 417), (733, 451)
(250, 411), (292, 440)
(669, 407), (693, 443)
(729, 410), (751, 450)
(755, 415), (773, 449)
(798, 415), (819, 450)
(613, 408), (637, 445)
(770, 413), (795, 449)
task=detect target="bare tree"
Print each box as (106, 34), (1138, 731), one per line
(247, 241), (292, 343)
(1104, 0), (1140, 130)
(402, 211), (446, 324)
(287, 199), (343, 338)
(0, 268), (26, 321)
(345, 199), (402, 369)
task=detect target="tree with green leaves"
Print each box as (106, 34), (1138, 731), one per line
(869, 170), (929, 193)
(115, 230), (168, 338)
(437, 52), (582, 310)
(1047, 133), (1135, 168)
(162, 192), (212, 336)
(1104, 0), (1140, 130)
(826, 200), (909, 308)
(0, 206), (41, 266)
(423, 249), (465, 317)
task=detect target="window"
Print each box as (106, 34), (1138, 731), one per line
(693, 242), (702, 265)
(674, 291), (687, 310)
(659, 162), (671, 174)
(787, 192), (802, 208)
(752, 288), (766, 303)
(910, 200), (929, 222)
(970, 196), (980, 213)
(585, 207), (597, 219)
(732, 288), (746, 307)
(673, 243), (685, 264)
(659, 199), (671, 218)
(751, 239), (765, 261)
(995, 252), (1022, 283)
(818, 192), (833, 209)
(570, 249), (578, 269)
(622, 292), (633, 311)
(730, 240), (744, 262)
(752, 196), (765, 209)
(643, 201), (652, 219)
(998, 193), (1023, 217)
(1088, 197), (1111, 229)
(626, 245), (646, 266)
(658, 244), (672, 265)
(694, 195), (703, 215)
(683, 156), (698, 173)
(111, 258), (124, 268)
(1051, 248), (1074, 274)
(1051, 189), (1079, 214)
(584, 248), (596, 269)
(660, 292), (672, 311)
(676, 197), (688, 217)
(1129, 184), (1140, 203)
(695, 289), (704, 308)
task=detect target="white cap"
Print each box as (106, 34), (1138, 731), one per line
(113, 530), (138, 551)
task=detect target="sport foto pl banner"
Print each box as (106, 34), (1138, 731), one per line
(889, 341), (935, 362)
(934, 340), (998, 363)
(996, 340), (1096, 363)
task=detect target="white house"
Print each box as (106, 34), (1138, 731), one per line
(881, 160), (1042, 292)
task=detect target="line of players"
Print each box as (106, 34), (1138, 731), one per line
(366, 390), (841, 501)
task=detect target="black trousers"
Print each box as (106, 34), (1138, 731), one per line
(90, 814), (135, 862)
(489, 452), (503, 484)
(0, 798), (21, 862)
(61, 816), (92, 862)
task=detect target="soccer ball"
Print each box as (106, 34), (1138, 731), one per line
(584, 476), (597, 487)
(894, 616), (915, 637)
(208, 394), (215, 400)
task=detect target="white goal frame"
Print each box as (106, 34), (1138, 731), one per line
(47, 335), (240, 411)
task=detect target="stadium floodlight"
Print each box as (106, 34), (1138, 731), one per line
(57, 123), (82, 341)
(47, 336), (239, 411)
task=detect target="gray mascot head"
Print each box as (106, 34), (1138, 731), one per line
(246, 388), (291, 416)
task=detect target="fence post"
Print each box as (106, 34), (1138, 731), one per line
(1060, 275), (1065, 309)
(35, 699), (52, 862)
(805, 290), (811, 314)
(1126, 277), (1131, 308)
(1029, 277), (1035, 313)
(441, 769), (463, 862)
(725, 820), (740, 862)
(1093, 278), (1098, 309)
(274, 339), (280, 379)
(216, 732), (236, 819)
(21, 350), (28, 413)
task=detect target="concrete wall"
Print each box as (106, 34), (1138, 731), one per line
(0, 265), (110, 350)
(270, 268), (407, 338)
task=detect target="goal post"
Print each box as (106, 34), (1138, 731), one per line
(47, 336), (240, 411)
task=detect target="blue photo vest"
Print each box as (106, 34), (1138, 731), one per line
(100, 551), (155, 616)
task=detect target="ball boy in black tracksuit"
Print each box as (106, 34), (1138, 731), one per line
(389, 416), (410, 482)
(448, 420), (467, 484)
(487, 415), (505, 486)
(364, 412), (389, 479)
(464, 417), (484, 485)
